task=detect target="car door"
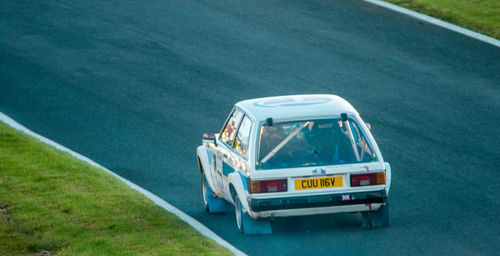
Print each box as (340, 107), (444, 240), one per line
(216, 108), (244, 196)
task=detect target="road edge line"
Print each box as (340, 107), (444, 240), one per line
(363, 0), (500, 48)
(0, 112), (246, 256)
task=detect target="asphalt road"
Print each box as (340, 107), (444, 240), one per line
(1, 0), (499, 255)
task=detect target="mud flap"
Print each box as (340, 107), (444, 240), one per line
(242, 213), (272, 235)
(207, 195), (232, 213)
(204, 176), (231, 213)
(362, 201), (390, 229)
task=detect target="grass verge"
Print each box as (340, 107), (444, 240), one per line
(0, 121), (232, 256)
(384, 0), (500, 40)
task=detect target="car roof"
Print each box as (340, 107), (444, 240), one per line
(235, 94), (359, 122)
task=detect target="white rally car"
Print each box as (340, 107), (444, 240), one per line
(197, 95), (391, 234)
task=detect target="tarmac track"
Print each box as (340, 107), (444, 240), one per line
(1, 0), (499, 255)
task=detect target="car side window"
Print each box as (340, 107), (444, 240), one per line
(220, 109), (243, 147)
(234, 116), (252, 157)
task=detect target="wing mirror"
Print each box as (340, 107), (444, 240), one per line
(202, 133), (217, 146)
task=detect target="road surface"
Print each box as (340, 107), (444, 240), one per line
(1, 0), (499, 255)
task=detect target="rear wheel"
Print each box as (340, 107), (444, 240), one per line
(234, 195), (244, 232)
(231, 188), (272, 235)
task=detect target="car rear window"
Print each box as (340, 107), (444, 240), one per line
(256, 118), (377, 169)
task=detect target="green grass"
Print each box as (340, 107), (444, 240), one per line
(385, 0), (500, 40)
(0, 122), (232, 256)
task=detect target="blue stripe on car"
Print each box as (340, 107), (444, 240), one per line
(207, 149), (212, 165)
(223, 162), (235, 176)
(239, 172), (249, 191)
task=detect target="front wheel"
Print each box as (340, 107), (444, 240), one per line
(201, 174), (210, 211)
(201, 173), (230, 213)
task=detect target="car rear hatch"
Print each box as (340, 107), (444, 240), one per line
(248, 161), (386, 197)
(246, 162), (387, 212)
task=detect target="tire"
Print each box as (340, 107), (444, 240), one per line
(232, 188), (272, 235)
(201, 174), (210, 212)
(234, 195), (244, 232)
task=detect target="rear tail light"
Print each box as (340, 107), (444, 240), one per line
(350, 172), (385, 187)
(249, 179), (287, 193)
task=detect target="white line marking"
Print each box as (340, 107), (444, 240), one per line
(363, 0), (500, 48)
(0, 112), (246, 256)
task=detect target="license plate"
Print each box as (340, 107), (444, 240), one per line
(294, 176), (343, 190)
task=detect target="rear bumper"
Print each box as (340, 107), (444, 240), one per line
(247, 190), (386, 212)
